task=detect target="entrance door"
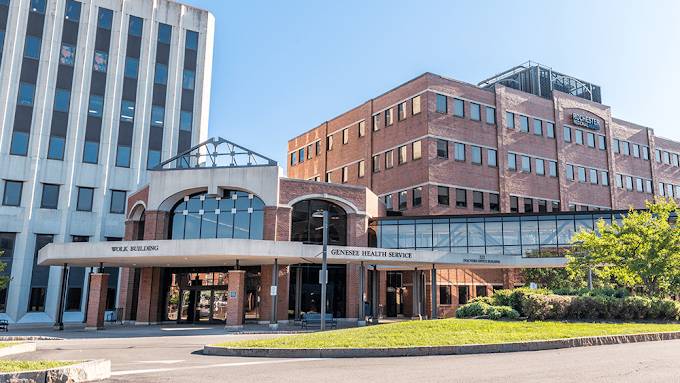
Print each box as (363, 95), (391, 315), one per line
(386, 271), (404, 317)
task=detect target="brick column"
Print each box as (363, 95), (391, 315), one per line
(136, 267), (162, 324)
(85, 273), (109, 330)
(345, 264), (360, 319)
(260, 264), (290, 322)
(226, 270), (246, 328)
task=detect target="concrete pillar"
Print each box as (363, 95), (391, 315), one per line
(226, 270), (245, 328)
(85, 273), (109, 330)
(431, 266), (438, 320)
(358, 262), (365, 326)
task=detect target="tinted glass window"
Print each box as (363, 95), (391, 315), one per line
(10, 132), (29, 156)
(435, 94), (446, 113)
(470, 103), (480, 121)
(147, 149), (161, 169)
(110, 190), (126, 214)
(48, 136), (65, 160)
(93, 51), (108, 72)
(487, 149), (497, 167)
(76, 187), (93, 211)
(59, 44), (76, 65)
(18, 83), (35, 106)
(154, 63), (167, 85)
(98, 8), (113, 29)
(116, 145), (130, 168)
(2, 181), (22, 206)
(182, 70), (195, 90)
(53, 89), (70, 112)
(485, 107), (495, 124)
(64, 0), (81, 21)
(186, 30), (199, 50)
(83, 141), (99, 164)
(180, 111), (192, 132)
(88, 95), (104, 117)
(453, 99), (464, 117)
(151, 105), (164, 127)
(158, 23), (172, 44)
(129, 16), (143, 36)
(124, 57), (139, 79)
(120, 100), (135, 122)
(25, 39), (42, 60)
(41, 184), (59, 209)
(30, 0), (46, 13)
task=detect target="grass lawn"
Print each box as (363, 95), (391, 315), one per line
(0, 342), (18, 348)
(0, 360), (78, 373)
(216, 319), (680, 349)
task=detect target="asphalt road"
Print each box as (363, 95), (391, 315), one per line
(7, 325), (680, 382)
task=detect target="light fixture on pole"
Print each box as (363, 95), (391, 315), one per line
(312, 209), (329, 331)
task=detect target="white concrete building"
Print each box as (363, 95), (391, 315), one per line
(0, 0), (214, 324)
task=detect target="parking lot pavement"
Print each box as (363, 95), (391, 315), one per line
(6, 325), (680, 382)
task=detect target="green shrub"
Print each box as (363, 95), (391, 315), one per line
(491, 289), (513, 307)
(649, 299), (680, 320)
(488, 305), (520, 320)
(521, 294), (571, 320)
(620, 296), (652, 320)
(469, 296), (495, 305)
(456, 301), (491, 318)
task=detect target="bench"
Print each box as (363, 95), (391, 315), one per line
(301, 313), (337, 329)
(0, 319), (8, 332)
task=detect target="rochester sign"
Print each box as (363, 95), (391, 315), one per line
(572, 113), (601, 130)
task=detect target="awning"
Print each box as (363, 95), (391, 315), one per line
(38, 238), (567, 269)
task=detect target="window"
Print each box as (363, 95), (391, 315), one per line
(613, 139), (620, 153)
(82, 141), (99, 164)
(436, 94), (447, 113)
(384, 194), (393, 210)
(325, 172), (332, 183)
(521, 155), (531, 173)
(453, 98), (464, 117)
(298, 148), (304, 164)
(18, 83), (35, 106)
(384, 108), (393, 126)
(470, 103), (480, 121)
(358, 121), (365, 137)
(182, 69), (195, 90)
(31, 0), (46, 13)
(437, 186), (449, 206)
(59, 44), (76, 66)
(116, 145), (131, 168)
(98, 8), (113, 29)
(24, 36), (41, 59)
(372, 155), (379, 173)
(151, 106), (165, 127)
(546, 122), (555, 138)
(507, 153), (516, 171)
(40, 184), (59, 209)
(575, 129), (583, 145)
(587, 132), (595, 148)
(673, 153), (679, 167)
(471, 146), (481, 165)
(535, 158), (545, 175)
(48, 136), (65, 160)
(412, 95), (421, 115)
(358, 160), (365, 178)
(563, 126), (572, 142)
(154, 63), (168, 85)
(642, 146), (650, 160)
(412, 187), (422, 207)
(147, 149), (161, 169)
(342, 167), (348, 183)
(398, 145), (407, 164)
(455, 189), (467, 208)
(622, 141), (630, 156)
(510, 196), (518, 212)
(158, 23), (172, 44)
(615, 174), (623, 188)
(487, 149), (497, 167)
(625, 176), (633, 191)
(473, 191), (483, 210)
(93, 51), (108, 72)
(88, 95), (104, 117)
(385, 150), (394, 168)
(180, 111), (192, 132)
(598, 135), (606, 150)
(398, 191), (407, 210)
(125, 57), (139, 79)
(54, 89), (71, 113)
(454, 143), (465, 161)
(663, 151), (670, 164)
(636, 178), (643, 192)
(120, 100), (135, 122)
(485, 107), (495, 124)
(548, 161), (557, 177)
(630, 144), (640, 158)
(315, 141), (321, 155)
(342, 128), (349, 144)
(186, 30), (198, 50)
(76, 187), (94, 212)
(398, 102), (406, 121)
(589, 169), (598, 184)
(326, 135), (333, 151)
(306, 145), (312, 160)
(412, 140), (422, 160)
(577, 167), (586, 183)
(601, 171), (609, 186)
(524, 198), (533, 213)
(372, 114), (380, 131)
(551, 201), (561, 212)
(110, 190), (126, 214)
(10, 132), (29, 156)
(645, 180), (653, 193)
(566, 164), (574, 180)
(129, 15), (143, 37)
(533, 119), (542, 135)
(2, 181), (22, 206)
(440, 286), (452, 305)
(489, 193), (500, 212)
(506, 112), (514, 129)
(436, 139), (448, 159)
(659, 182), (665, 196)
(519, 116), (529, 132)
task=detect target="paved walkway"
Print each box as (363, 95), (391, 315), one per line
(5, 325), (680, 382)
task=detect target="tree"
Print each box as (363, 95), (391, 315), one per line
(568, 198), (680, 297)
(0, 249), (8, 290)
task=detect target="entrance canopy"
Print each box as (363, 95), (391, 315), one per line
(38, 238), (566, 269)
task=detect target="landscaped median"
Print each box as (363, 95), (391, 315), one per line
(204, 319), (680, 358)
(0, 359), (111, 382)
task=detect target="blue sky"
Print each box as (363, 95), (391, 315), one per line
(180, 0), (680, 168)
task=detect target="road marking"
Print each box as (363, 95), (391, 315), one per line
(111, 358), (323, 376)
(135, 360), (185, 365)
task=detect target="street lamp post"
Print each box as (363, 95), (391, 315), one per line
(312, 210), (330, 331)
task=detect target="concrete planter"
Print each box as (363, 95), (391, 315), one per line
(0, 359), (111, 383)
(204, 331), (680, 358)
(0, 342), (37, 357)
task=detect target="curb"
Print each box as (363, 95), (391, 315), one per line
(0, 359), (111, 383)
(203, 331), (680, 358)
(0, 336), (63, 341)
(0, 342), (37, 357)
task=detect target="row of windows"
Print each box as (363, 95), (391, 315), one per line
(436, 139), (498, 167)
(611, 139), (650, 160)
(506, 112), (555, 139)
(367, 140), (422, 175)
(655, 148), (680, 167)
(383, 186), (500, 213)
(436, 94), (496, 125)
(614, 174), (653, 194)
(374, 95), (422, 131)
(507, 153), (558, 177)
(563, 125), (606, 150)
(658, 182), (680, 199)
(1, 180), (126, 213)
(565, 165), (609, 186)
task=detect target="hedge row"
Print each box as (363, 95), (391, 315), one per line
(455, 301), (519, 320)
(457, 288), (680, 321)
